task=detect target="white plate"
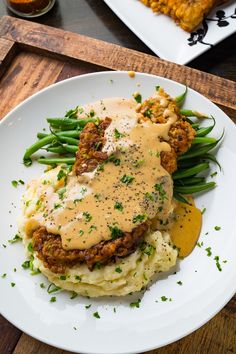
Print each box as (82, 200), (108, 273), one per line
(0, 72), (235, 354)
(104, 0), (236, 64)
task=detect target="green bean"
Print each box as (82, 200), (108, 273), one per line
(56, 135), (79, 145)
(37, 130), (81, 139)
(173, 162), (209, 180)
(175, 86), (187, 107)
(47, 118), (95, 128)
(178, 141), (218, 161)
(180, 109), (208, 118)
(64, 145), (78, 153)
(177, 159), (201, 169)
(46, 146), (67, 154)
(192, 123), (200, 130)
(195, 117), (215, 137)
(173, 192), (191, 204)
(23, 131), (80, 163)
(192, 137), (217, 144)
(201, 153), (221, 170)
(37, 133), (48, 139)
(175, 177), (205, 185)
(38, 157), (76, 165)
(174, 182), (216, 194)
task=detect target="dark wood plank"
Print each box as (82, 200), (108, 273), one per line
(0, 314), (22, 354)
(0, 16), (235, 111)
(0, 37), (17, 79)
(0, 51), (64, 119)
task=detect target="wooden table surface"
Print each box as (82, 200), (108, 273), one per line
(0, 1), (235, 354)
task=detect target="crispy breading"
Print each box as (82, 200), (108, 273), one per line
(136, 88), (195, 173)
(32, 223), (149, 273)
(140, 0), (219, 32)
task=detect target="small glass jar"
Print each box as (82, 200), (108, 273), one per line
(4, 0), (56, 18)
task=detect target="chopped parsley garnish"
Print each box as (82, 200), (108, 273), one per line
(143, 244), (155, 256)
(11, 282), (16, 287)
(19, 179), (25, 185)
(93, 311), (100, 319)
(144, 109), (152, 118)
(177, 281), (183, 286)
(114, 201), (123, 212)
(11, 180), (18, 188)
(85, 304), (92, 309)
(115, 267), (122, 273)
(58, 187), (66, 200)
(201, 207), (206, 215)
(133, 92), (142, 103)
(156, 85), (160, 91)
(108, 154), (121, 166)
(57, 169), (67, 181)
(109, 225), (124, 239)
(197, 241), (203, 248)
(40, 283), (45, 288)
(133, 214), (146, 223)
(60, 275), (67, 280)
(154, 183), (167, 201)
(214, 256), (222, 271)
(94, 262), (102, 269)
(70, 291), (78, 300)
(75, 275), (82, 281)
(8, 234), (22, 244)
(161, 296), (168, 302)
(54, 203), (62, 209)
(1, 273), (6, 278)
(132, 159), (144, 168)
(205, 247), (212, 257)
(89, 109), (95, 117)
(145, 192), (155, 201)
(83, 212), (92, 222)
(210, 171), (217, 178)
(21, 260), (30, 269)
(50, 296), (56, 303)
(214, 226), (221, 231)
(114, 128), (125, 139)
(27, 242), (34, 253)
(89, 225), (97, 233)
(94, 141), (102, 150)
(130, 299), (141, 308)
(47, 283), (61, 294)
(73, 198), (82, 205)
(79, 230), (84, 236)
(81, 187), (87, 196)
(120, 174), (134, 185)
(97, 163), (105, 172)
(65, 106), (79, 118)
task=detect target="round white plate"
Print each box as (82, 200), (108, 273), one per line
(0, 72), (235, 354)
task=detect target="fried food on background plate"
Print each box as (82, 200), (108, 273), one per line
(140, 0), (228, 32)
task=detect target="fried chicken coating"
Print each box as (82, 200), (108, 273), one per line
(140, 0), (221, 32)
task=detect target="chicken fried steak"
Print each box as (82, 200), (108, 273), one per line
(31, 93), (195, 273)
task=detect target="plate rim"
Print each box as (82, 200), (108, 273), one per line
(0, 70), (236, 354)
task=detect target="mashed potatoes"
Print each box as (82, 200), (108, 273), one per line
(19, 166), (177, 297)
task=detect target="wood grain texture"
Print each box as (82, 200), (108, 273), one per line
(0, 15), (235, 354)
(0, 36), (17, 79)
(0, 51), (64, 119)
(0, 16), (235, 110)
(0, 314), (22, 354)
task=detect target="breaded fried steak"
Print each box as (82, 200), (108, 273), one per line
(140, 0), (226, 32)
(20, 88), (195, 296)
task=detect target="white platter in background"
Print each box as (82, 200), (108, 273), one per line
(0, 71), (236, 354)
(104, 0), (236, 64)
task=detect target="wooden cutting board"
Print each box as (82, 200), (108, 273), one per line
(0, 15), (235, 354)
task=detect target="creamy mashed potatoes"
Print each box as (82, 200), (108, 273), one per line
(19, 96), (179, 297)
